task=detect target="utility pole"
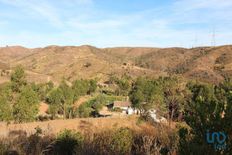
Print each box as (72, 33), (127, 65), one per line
(194, 34), (198, 48)
(211, 28), (216, 47)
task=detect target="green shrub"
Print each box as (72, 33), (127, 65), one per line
(90, 127), (133, 155)
(13, 85), (39, 123)
(77, 104), (94, 118)
(110, 128), (133, 155)
(54, 129), (84, 155)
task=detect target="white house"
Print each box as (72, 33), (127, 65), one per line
(113, 101), (138, 115)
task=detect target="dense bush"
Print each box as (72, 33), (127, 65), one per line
(178, 80), (232, 154)
(0, 67), (40, 123)
(13, 85), (39, 123)
(0, 66), (99, 122)
(77, 95), (107, 118)
(31, 81), (54, 101)
(46, 79), (97, 119)
(110, 128), (133, 154)
(10, 65), (27, 93)
(0, 126), (179, 155)
(72, 79), (97, 98)
(0, 95), (12, 122)
(130, 76), (187, 121)
(52, 129), (84, 155)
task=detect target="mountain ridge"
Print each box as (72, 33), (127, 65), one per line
(0, 45), (232, 84)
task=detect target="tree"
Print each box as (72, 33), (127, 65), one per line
(47, 81), (76, 119)
(13, 85), (39, 123)
(31, 81), (54, 101)
(0, 96), (12, 122)
(46, 88), (64, 117)
(115, 77), (131, 96)
(179, 81), (231, 154)
(48, 104), (60, 119)
(59, 81), (75, 118)
(72, 80), (89, 100)
(77, 104), (94, 118)
(130, 88), (144, 109)
(217, 79), (232, 153)
(11, 65), (27, 93)
(47, 88), (64, 105)
(91, 95), (107, 114)
(160, 76), (187, 121)
(0, 83), (14, 122)
(129, 77), (165, 115)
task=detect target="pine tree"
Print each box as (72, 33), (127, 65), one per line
(13, 85), (39, 123)
(10, 65), (27, 93)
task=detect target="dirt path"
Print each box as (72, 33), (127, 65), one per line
(74, 95), (92, 108)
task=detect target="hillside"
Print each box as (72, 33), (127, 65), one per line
(0, 45), (232, 83)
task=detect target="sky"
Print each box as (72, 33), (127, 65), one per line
(0, 0), (232, 48)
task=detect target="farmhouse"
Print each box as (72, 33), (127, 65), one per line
(112, 101), (138, 115)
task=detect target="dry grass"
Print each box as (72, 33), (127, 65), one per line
(0, 119), (179, 155)
(0, 115), (143, 137)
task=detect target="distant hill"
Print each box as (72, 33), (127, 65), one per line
(0, 45), (232, 84)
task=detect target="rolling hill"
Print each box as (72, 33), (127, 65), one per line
(0, 45), (232, 84)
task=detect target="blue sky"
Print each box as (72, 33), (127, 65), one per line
(0, 0), (232, 48)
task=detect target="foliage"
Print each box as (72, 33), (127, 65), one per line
(0, 95), (12, 122)
(89, 79), (97, 94)
(59, 81), (75, 118)
(48, 104), (60, 119)
(13, 85), (39, 123)
(0, 66), (98, 122)
(46, 79), (97, 119)
(77, 95), (104, 118)
(77, 94), (125, 118)
(46, 88), (64, 105)
(0, 83), (13, 121)
(31, 81), (54, 101)
(72, 79), (96, 100)
(47, 86), (74, 118)
(115, 76), (131, 95)
(110, 127), (133, 154)
(130, 76), (187, 121)
(178, 80), (232, 154)
(54, 129), (84, 155)
(0, 125), (180, 155)
(0, 66), (44, 123)
(77, 103), (94, 118)
(129, 77), (165, 115)
(10, 65), (27, 93)
(160, 76), (188, 121)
